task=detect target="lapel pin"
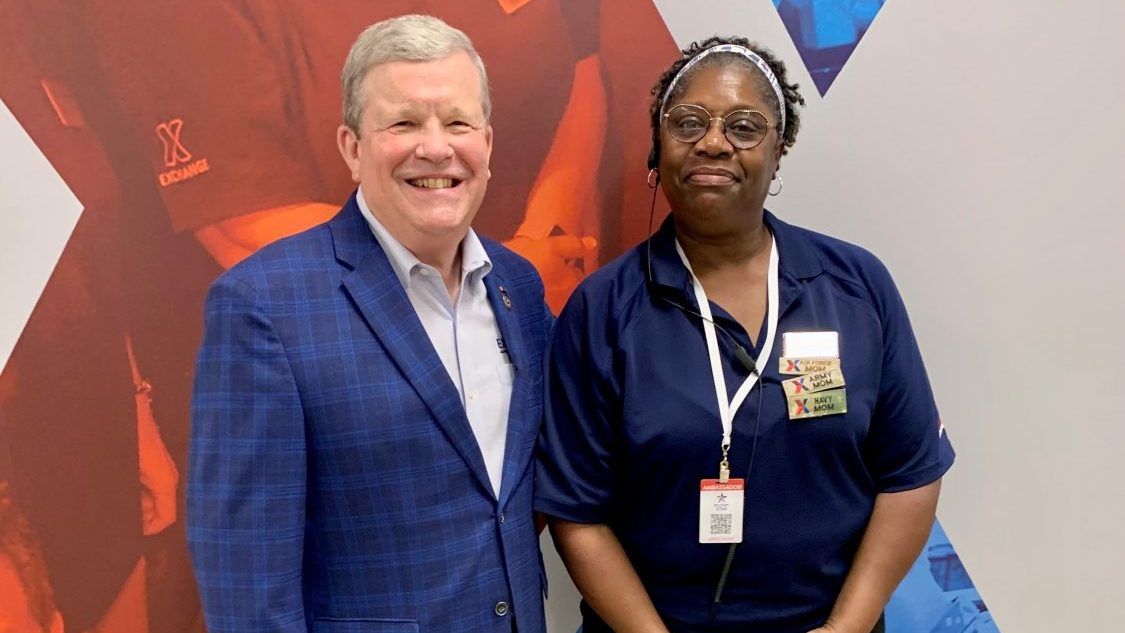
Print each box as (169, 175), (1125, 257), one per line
(498, 285), (512, 311)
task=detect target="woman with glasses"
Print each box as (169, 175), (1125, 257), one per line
(536, 36), (954, 633)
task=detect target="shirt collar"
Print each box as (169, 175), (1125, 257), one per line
(765, 210), (823, 279)
(647, 209), (823, 295)
(356, 186), (492, 289)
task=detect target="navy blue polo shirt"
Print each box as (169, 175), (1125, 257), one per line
(535, 212), (955, 632)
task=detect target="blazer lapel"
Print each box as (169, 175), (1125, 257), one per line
(483, 269), (533, 506)
(329, 196), (494, 497)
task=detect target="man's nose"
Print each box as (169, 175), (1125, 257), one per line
(414, 123), (455, 161)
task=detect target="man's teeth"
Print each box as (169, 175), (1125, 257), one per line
(410, 178), (455, 189)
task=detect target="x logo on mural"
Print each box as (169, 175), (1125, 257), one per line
(156, 118), (193, 167)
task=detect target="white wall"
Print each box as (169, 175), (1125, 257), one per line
(0, 101), (83, 371)
(645, 1), (1125, 631)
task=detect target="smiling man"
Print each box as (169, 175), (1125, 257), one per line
(187, 15), (552, 633)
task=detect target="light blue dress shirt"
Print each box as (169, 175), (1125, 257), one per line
(356, 188), (512, 496)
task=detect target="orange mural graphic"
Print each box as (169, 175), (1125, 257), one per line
(0, 1), (677, 631)
(496, 0), (535, 15)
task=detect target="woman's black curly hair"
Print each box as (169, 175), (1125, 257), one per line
(647, 36), (806, 170)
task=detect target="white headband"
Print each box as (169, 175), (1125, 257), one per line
(659, 44), (786, 134)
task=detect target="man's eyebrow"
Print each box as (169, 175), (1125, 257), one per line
(443, 106), (480, 120)
(386, 104), (421, 118)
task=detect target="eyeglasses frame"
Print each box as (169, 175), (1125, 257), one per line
(662, 103), (777, 150)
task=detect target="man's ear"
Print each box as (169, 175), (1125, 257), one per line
(337, 125), (362, 183)
(483, 124), (494, 180)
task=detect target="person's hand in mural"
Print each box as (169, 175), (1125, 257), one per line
(503, 233), (597, 311)
(511, 53), (606, 312)
(126, 335), (178, 537)
(137, 414), (178, 537)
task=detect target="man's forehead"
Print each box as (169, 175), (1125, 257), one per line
(365, 69), (482, 112)
(365, 53), (480, 89)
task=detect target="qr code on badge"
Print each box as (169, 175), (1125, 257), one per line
(710, 513), (732, 535)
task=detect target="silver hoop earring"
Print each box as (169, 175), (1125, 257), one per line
(647, 168), (660, 188)
(768, 174), (783, 196)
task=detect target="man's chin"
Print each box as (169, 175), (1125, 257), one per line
(410, 210), (478, 237)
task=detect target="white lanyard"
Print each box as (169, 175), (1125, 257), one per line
(675, 236), (779, 480)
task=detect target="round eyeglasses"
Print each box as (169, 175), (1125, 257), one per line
(663, 104), (775, 150)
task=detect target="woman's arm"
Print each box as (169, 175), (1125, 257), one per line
(811, 479), (942, 633)
(550, 519), (670, 633)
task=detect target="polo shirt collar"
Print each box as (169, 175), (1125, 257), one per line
(647, 209), (823, 298)
(765, 210), (823, 280)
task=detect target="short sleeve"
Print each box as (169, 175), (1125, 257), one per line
(864, 260), (955, 492)
(87, 1), (323, 231)
(534, 286), (619, 523)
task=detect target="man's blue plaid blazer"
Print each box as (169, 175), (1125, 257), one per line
(188, 194), (553, 633)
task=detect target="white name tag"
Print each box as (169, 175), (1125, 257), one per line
(699, 479), (744, 544)
(782, 331), (839, 359)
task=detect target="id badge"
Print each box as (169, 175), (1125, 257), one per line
(699, 479), (744, 544)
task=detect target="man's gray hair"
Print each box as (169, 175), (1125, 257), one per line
(342, 14), (490, 135)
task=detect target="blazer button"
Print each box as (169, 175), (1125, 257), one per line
(494, 601), (509, 617)
(498, 512), (506, 524)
